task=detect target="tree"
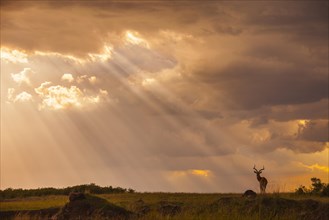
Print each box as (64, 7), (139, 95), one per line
(295, 185), (308, 195)
(128, 188), (135, 193)
(310, 177), (324, 194)
(294, 177), (328, 197)
(321, 184), (329, 197)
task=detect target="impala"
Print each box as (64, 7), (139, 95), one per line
(253, 165), (268, 193)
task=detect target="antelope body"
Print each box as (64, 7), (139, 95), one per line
(253, 165), (268, 193)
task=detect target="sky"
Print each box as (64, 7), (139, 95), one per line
(0, 0), (328, 193)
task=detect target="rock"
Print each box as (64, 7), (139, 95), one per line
(157, 201), (181, 217)
(243, 190), (257, 198)
(54, 194), (131, 220)
(130, 199), (150, 216)
(68, 192), (86, 202)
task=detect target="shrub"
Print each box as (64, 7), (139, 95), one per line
(294, 178), (328, 196)
(321, 184), (329, 197)
(310, 177), (325, 194)
(295, 185), (308, 195)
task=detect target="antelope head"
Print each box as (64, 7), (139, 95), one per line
(253, 165), (265, 175)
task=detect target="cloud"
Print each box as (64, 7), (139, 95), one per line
(299, 163), (329, 173)
(11, 68), (34, 85)
(0, 1), (208, 56)
(125, 31), (150, 48)
(34, 51), (85, 63)
(32, 43), (113, 64)
(297, 120), (329, 142)
(189, 59), (328, 110)
(7, 88), (33, 103)
(109, 42), (176, 74)
(247, 99), (328, 123)
(7, 88), (15, 101)
(61, 73), (74, 82)
(87, 44), (113, 62)
(76, 75), (88, 83)
(88, 76), (97, 84)
(171, 169), (211, 177)
(71, 74), (97, 84)
(191, 169), (211, 177)
(34, 82), (108, 110)
(0, 47), (28, 63)
(14, 91), (33, 102)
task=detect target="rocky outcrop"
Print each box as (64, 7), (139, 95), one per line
(68, 192), (86, 202)
(54, 193), (132, 220)
(243, 190), (257, 198)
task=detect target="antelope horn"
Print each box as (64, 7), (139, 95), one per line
(259, 166), (265, 172)
(253, 165), (257, 171)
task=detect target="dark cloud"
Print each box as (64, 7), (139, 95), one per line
(191, 61), (327, 110)
(297, 120), (329, 143)
(1, 1), (223, 55)
(228, 99), (328, 123)
(212, 25), (243, 35)
(243, 2), (328, 26)
(249, 116), (269, 128)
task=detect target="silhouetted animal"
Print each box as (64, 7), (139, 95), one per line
(253, 165), (268, 193)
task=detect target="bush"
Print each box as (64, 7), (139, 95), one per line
(321, 184), (329, 197)
(310, 177), (324, 194)
(295, 178), (328, 197)
(295, 185), (308, 195)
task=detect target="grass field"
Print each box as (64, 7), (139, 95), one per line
(0, 195), (68, 211)
(1, 193), (328, 219)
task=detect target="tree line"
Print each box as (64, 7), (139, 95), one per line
(0, 183), (135, 199)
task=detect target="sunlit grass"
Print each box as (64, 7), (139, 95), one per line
(0, 195), (67, 211)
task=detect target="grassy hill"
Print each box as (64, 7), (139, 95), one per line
(1, 192), (328, 219)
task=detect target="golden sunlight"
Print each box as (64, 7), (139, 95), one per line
(125, 31), (150, 48)
(142, 78), (156, 86)
(171, 169), (211, 177)
(34, 51), (85, 63)
(298, 120), (309, 127)
(191, 169), (211, 177)
(34, 43), (113, 63)
(300, 163), (329, 173)
(34, 82), (108, 110)
(88, 44), (113, 62)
